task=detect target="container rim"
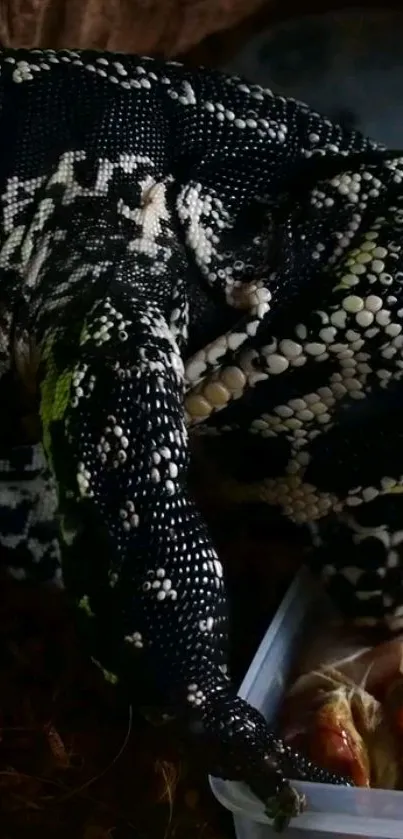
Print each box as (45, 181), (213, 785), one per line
(209, 570), (403, 837)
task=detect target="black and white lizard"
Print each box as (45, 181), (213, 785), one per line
(2, 47), (403, 829)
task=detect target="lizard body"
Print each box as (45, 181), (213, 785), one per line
(2, 48), (403, 826)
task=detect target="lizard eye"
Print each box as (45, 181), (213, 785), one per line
(74, 158), (98, 188)
(117, 179), (143, 210)
(74, 158), (144, 209)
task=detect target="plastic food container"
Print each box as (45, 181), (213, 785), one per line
(209, 569), (403, 839)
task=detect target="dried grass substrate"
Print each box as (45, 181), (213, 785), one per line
(0, 579), (228, 839)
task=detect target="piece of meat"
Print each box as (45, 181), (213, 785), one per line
(283, 683), (371, 787)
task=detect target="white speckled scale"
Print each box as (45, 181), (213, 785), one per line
(3, 46), (403, 827)
(0, 443), (62, 584)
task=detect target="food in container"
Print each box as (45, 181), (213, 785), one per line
(280, 629), (403, 790)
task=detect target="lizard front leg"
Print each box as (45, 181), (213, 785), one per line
(38, 289), (350, 831)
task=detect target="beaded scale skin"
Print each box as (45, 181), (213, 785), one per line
(3, 46), (403, 827)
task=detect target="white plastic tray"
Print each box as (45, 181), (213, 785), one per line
(209, 570), (403, 839)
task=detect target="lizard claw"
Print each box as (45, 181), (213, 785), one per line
(265, 783), (306, 833)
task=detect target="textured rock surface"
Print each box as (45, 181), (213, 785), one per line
(0, 0), (265, 56)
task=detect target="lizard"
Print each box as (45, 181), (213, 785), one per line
(3, 46), (403, 828)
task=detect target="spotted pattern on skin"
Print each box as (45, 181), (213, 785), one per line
(0, 444), (62, 585)
(5, 46), (403, 825)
